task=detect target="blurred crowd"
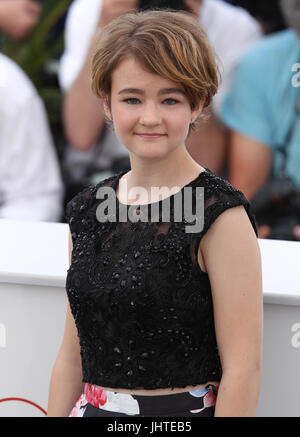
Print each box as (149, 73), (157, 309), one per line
(1, 0), (300, 241)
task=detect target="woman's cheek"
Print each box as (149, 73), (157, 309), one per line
(116, 109), (137, 127)
(172, 113), (190, 131)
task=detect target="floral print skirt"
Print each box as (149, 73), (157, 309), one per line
(69, 383), (218, 417)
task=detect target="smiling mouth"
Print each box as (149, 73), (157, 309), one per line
(135, 133), (167, 137)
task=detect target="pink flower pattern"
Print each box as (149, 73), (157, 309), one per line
(69, 383), (218, 416)
(68, 393), (88, 417)
(84, 383), (107, 408)
(68, 383), (108, 417)
(189, 384), (218, 413)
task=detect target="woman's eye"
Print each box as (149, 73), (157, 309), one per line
(122, 98), (179, 105)
(123, 98), (140, 104)
(163, 98), (178, 105)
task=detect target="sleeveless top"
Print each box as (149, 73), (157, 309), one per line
(65, 168), (258, 390)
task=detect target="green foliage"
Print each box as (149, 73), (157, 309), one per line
(2, 0), (70, 79)
(1, 0), (72, 158)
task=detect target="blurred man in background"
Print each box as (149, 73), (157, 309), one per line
(0, 52), (64, 221)
(0, 0), (64, 221)
(221, 0), (300, 240)
(230, 0), (286, 34)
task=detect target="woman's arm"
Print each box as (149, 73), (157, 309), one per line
(200, 205), (263, 416)
(228, 131), (272, 201)
(47, 232), (84, 417)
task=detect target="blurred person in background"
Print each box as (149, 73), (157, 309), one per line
(0, 52), (64, 221)
(59, 0), (261, 204)
(221, 0), (300, 240)
(0, 0), (41, 40)
(230, 0), (286, 35)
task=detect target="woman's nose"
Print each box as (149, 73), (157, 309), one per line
(139, 103), (162, 125)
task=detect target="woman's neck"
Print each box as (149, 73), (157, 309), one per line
(119, 146), (206, 197)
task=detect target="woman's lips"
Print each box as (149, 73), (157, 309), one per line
(135, 133), (167, 139)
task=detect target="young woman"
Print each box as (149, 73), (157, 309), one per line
(47, 9), (263, 417)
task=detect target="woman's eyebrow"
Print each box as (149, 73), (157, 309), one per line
(118, 88), (185, 96)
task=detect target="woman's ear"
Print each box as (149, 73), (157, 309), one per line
(101, 94), (113, 121)
(191, 98), (205, 124)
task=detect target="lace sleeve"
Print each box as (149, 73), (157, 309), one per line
(202, 189), (258, 238)
(191, 185), (258, 273)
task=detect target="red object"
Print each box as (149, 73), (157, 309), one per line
(0, 397), (47, 415)
(84, 383), (107, 407)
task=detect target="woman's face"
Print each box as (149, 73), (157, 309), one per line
(102, 57), (203, 161)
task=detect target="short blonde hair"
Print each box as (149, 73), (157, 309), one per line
(91, 9), (220, 132)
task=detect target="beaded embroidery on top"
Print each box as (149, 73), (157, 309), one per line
(65, 168), (257, 389)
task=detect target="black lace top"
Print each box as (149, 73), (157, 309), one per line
(65, 168), (258, 390)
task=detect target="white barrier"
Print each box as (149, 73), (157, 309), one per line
(0, 219), (299, 417)
(0, 219), (67, 417)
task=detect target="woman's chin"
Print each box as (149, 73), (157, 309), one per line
(125, 146), (169, 160)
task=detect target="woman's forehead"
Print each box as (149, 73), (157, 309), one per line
(111, 57), (183, 91)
